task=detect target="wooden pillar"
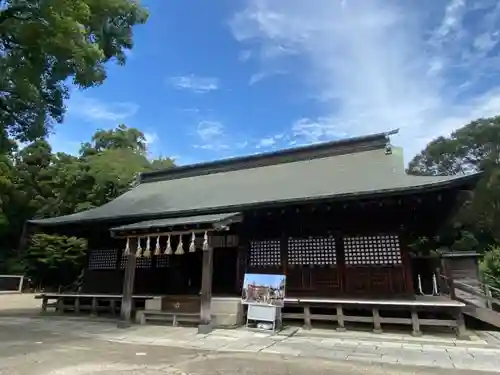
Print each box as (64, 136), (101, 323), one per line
(56, 297), (64, 313)
(74, 297), (81, 314)
(118, 238), (137, 328)
(303, 305), (312, 329)
(411, 307), (421, 336)
(336, 304), (346, 331)
(372, 307), (382, 333)
(198, 238), (214, 334)
(90, 296), (98, 316)
(455, 308), (468, 340)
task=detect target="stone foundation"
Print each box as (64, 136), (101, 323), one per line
(142, 296), (243, 327)
(211, 297), (243, 327)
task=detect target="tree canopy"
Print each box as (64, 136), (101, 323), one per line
(0, 0), (148, 144)
(408, 117), (500, 247)
(0, 124), (175, 286)
(0, 0), (158, 288)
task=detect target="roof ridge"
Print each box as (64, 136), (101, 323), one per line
(141, 129), (399, 184)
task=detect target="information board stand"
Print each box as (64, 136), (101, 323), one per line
(245, 303), (282, 332)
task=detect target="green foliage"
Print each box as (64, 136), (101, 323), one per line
(0, 124), (175, 286)
(408, 116), (500, 248)
(0, 0), (149, 143)
(0, 0), (155, 286)
(24, 233), (87, 288)
(480, 246), (500, 290)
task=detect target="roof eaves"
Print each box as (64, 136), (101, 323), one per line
(27, 171), (480, 228)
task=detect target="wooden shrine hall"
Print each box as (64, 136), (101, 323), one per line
(29, 130), (482, 336)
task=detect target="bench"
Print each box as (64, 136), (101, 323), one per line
(35, 293), (154, 316)
(283, 296), (468, 339)
(137, 310), (200, 326)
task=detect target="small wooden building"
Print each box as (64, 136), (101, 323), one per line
(30, 130), (481, 334)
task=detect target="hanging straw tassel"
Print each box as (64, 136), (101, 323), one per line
(123, 237), (130, 256)
(176, 235), (185, 255)
(143, 236), (151, 258)
(135, 237), (143, 258)
(154, 236), (161, 256)
(165, 235), (173, 255)
(189, 232), (196, 253)
(202, 231), (209, 251)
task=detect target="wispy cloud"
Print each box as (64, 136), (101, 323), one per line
(248, 70), (287, 86)
(169, 75), (220, 94)
(194, 120), (229, 151)
(68, 94), (139, 122)
(144, 132), (159, 145)
(229, 0), (500, 161)
(255, 133), (285, 149)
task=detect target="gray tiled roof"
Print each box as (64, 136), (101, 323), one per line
(29, 147), (480, 226)
(110, 213), (241, 232)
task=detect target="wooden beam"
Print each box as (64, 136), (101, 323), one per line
(118, 238), (137, 328)
(198, 240), (214, 334)
(113, 228), (219, 239)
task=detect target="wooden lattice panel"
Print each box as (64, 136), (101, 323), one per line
(156, 254), (171, 268)
(120, 255), (152, 269)
(343, 235), (402, 266)
(88, 249), (117, 270)
(249, 239), (281, 267)
(287, 237), (337, 266)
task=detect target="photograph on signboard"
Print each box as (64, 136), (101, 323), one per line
(242, 273), (286, 307)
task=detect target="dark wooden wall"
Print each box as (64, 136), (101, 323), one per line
(242, 190), (458, 298)
(81, 189), (459, 299)
(83, 232), (240, 296)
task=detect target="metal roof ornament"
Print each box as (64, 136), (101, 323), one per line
(385, 142), (392, 155)
(123, 237), (130, 256)
(135, 237), (143, 258)
(176, 235), (185, 255)
(143, 236), (151, 258)
(154, 236), (161, 256)
(165, 235), (173, 255)
(189, 232), (196, 252)
(202, 231), (209, 251)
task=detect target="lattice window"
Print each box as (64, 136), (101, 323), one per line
(249, 239), (281, 267)
(88, 249), (117, 270)
(343, 235), (402, 266)
(288, 237), (337, 266)
(156, 254), (171, 268)
(120, 255), (152, 269)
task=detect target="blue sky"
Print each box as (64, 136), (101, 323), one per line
(50, 0), (500, 165)
(243, 273), (285, 290)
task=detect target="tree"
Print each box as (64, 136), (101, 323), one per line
(0, 124), (174, 281)
(0, 0), (149, 143)
(80, 124), (148, 156)
(24, 233), (87, 289)
(407, 116), (500, 247)
(480, 246), (500, 292)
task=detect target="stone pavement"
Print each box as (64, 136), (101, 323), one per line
(2, 316), (500, 373)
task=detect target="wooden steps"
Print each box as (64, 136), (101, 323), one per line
(138, 310), (200, 326)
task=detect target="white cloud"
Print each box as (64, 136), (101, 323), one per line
(256, 137), (276, 148)
(144, 132), (159, 145)
(194, 121), (229, 151)
(68, 94), (139, 122)
(169, 75), (220, 94)
(229, 0), (500, 162)
(248, 70), (287, 85)
(255, 133), (285, 149)
(239, 50), (253, 62)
